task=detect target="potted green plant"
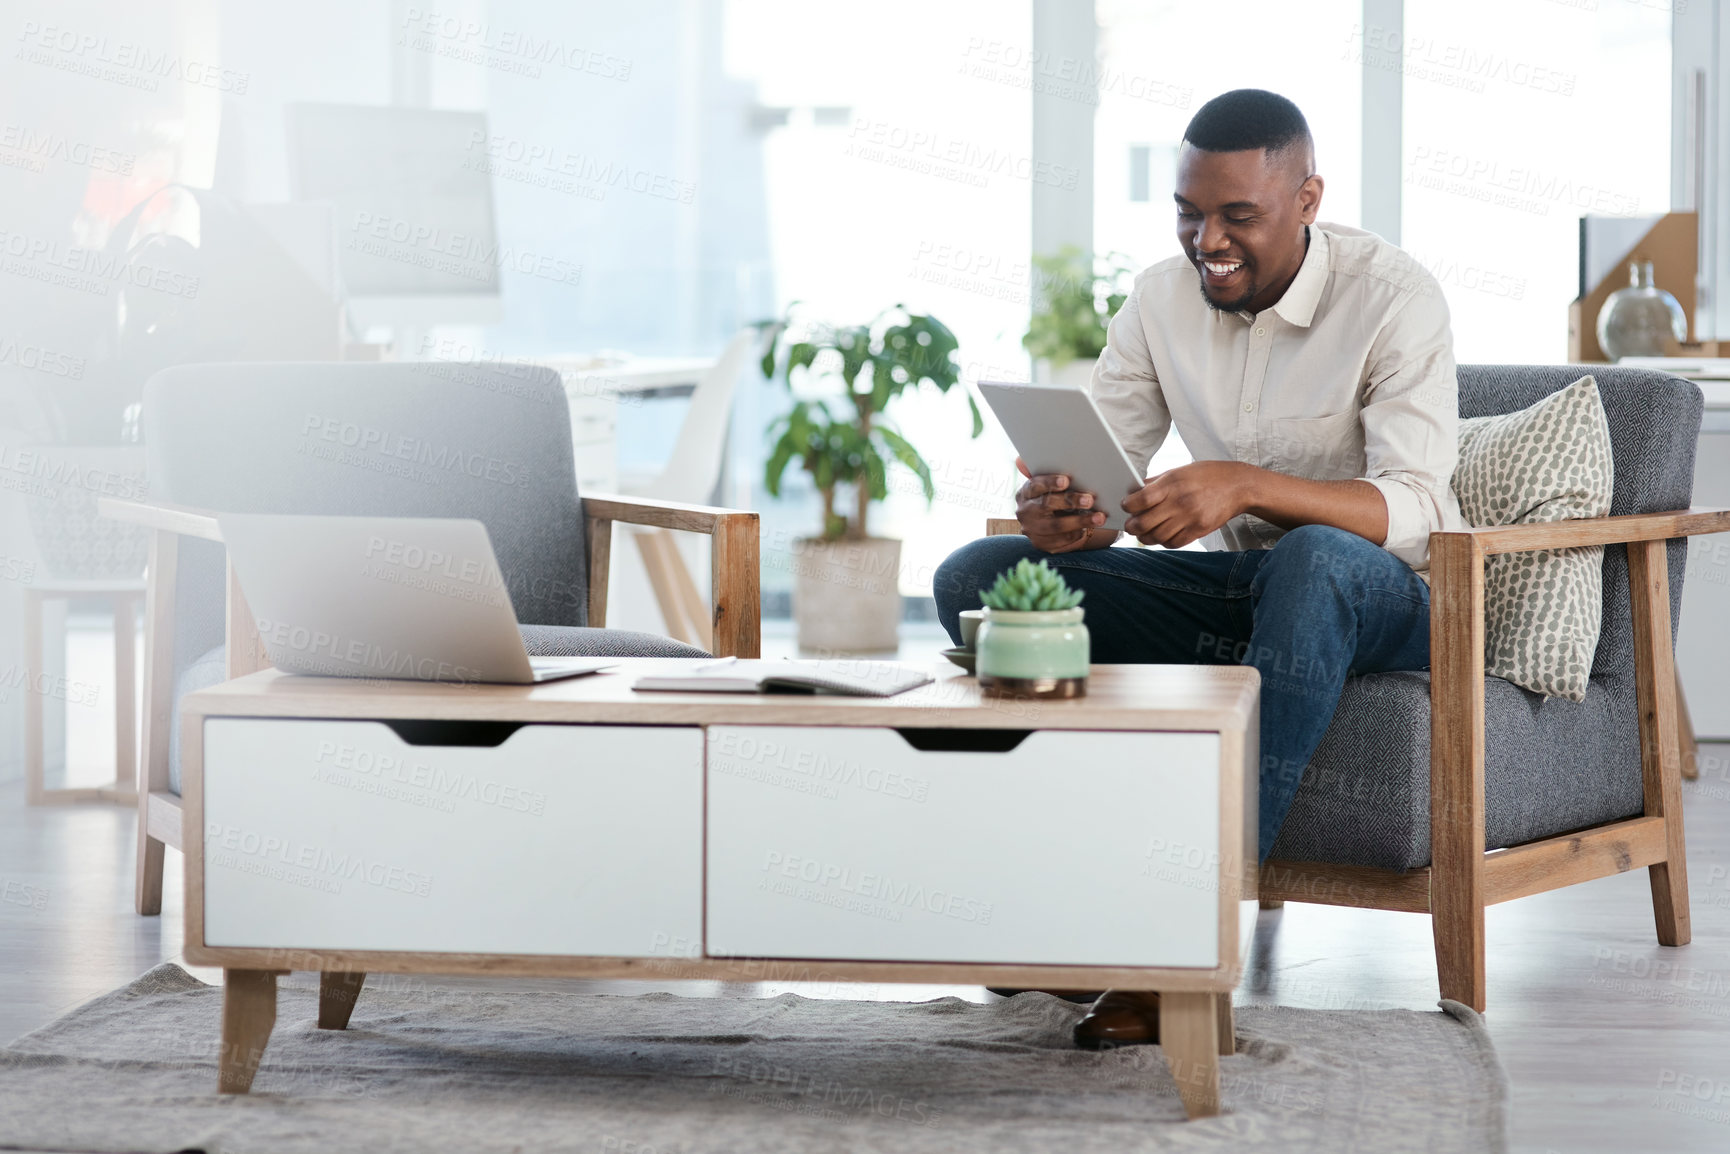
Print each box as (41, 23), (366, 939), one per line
(1022, 246), (1136, 389)
(761, 305), (983, 652)
(975, 558), (1090, 698)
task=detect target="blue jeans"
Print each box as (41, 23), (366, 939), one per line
(932, 525), (1432, 860)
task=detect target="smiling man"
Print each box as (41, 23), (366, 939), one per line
(934, 89), (1466, 1048)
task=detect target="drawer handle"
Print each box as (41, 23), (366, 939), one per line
(381, 720), (525, 748)
(894, 728), (1030, 753)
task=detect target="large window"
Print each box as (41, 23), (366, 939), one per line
(1092, 0), (1364, 477)
(1401, 0), (1671, 361)
(1093, 0), (1364, 270)
(723, 0), (1033, 603)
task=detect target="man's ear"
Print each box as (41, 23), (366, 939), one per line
(1297, 174), (1324, 225)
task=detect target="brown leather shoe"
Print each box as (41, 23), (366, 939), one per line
(1072, 990), (1160, 1050)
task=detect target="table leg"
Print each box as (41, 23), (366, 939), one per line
(1159, 991), (1220, 1119)
(318, 971), (367, 1030)
(1215, 993), (1235, 1056)
(219, 970), (279, 1093)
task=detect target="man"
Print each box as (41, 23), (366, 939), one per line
(933, 89), (1465, 1049)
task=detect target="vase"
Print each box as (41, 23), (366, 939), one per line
(1596, 259), (1687, 361)
(790, 535), (902, 654)
(975, 606), (1089, 698)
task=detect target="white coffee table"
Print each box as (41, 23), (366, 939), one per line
(181, 660), (1258, 1117)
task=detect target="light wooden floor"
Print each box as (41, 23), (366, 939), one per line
(3, 753), (1728, 1153)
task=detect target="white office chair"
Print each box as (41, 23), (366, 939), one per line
(620, 329), (757, 650)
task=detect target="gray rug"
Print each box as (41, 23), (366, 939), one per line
(0, 965), (1507, 1153)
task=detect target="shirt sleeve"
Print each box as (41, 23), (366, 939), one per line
(1088, 279), (1171, 476)
(1358, 283), (1464, 570)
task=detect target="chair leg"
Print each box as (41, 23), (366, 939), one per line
(1650, 859), (1692, 947)
(1650, 757), (1692, 947)
(318, 971), (366, 1030)
(113, 591), (139, 800)
(135, 829), (165, 916)
(1431, 897), (1486, 1012)
(1676, 670), (1698, 782)
(23, 590), (44, 805)
(1648, 663), (1693, 946)
(1428, 534), (1488, 1013)
(1629, 541), (1691, 947)
(219, 970), (279, 1093)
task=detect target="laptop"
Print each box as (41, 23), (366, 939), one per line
(217, 513), (615, 684)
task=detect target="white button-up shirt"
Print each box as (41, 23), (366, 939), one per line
(1090, 222), (1466, 573)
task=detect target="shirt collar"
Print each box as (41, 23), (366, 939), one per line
(1267, 225), (1329, 328)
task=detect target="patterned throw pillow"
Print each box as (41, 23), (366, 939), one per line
(1452, 376), (1614, 701)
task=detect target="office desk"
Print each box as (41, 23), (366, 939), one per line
(565, 356), (711, 400)
(180, 660), (1258, 1117)
(535, 356), (711, 493)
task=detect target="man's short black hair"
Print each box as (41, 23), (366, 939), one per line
(1182, 89), (1312, 158)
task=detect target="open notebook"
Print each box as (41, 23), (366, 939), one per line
(632, 658), (934, 697)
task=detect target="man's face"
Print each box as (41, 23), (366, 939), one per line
(1174, 145), (1323, 314)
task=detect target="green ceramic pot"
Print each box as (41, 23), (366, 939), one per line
(975, 607), (1089, 698)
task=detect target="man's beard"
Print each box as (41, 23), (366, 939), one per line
(1195, 269), (1256, 313)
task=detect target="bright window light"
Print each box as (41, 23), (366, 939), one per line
(1401, 0), (1671, 362)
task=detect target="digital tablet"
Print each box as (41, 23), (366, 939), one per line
(978, 381), (1147, 532)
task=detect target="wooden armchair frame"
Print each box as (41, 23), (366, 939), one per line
(99, 493), (760, 917)
(985, 510), (1727, 1012)
(1264, 510), (1727, 1011)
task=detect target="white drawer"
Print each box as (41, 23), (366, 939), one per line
(706, 726), (1222, 967)
(201, 719), (702, 955)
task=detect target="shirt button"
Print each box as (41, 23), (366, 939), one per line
(1254, 327), (1266, 336)
(1243, 402), (1255, 412)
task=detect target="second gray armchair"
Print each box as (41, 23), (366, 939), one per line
(104, 360), (760, 916)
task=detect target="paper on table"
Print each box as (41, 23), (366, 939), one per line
(631, 658), (933, 697)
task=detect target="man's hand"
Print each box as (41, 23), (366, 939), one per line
(1122, 461), (1252, 549)
(1123, 461), (1390, 549)
(1014, 458), (1109, 553)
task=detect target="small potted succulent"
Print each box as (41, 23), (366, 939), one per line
(974, 559), (1090, 698)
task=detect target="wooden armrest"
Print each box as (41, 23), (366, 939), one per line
(1438, 507), (1730, 556)
(986, 518), (1023, 537)
(582, 492), (756, 535)
(96, 497), (224, 542)
(582, 492), (760, 658)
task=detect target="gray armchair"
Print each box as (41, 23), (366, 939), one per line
(103, 361), (760, 915)
(1262, 365), (1719, 1011)
(982, 365), (1721, 1011)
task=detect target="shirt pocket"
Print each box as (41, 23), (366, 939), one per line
(1260, 410), (1364, 480)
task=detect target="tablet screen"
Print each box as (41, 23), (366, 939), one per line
(978, 381), (1146, 532)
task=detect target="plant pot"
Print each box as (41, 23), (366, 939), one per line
(791, 535), (902, 654)
(975, 606), (1089, 698)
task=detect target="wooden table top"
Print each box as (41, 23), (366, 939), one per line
(185, 659), (1260, 732)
